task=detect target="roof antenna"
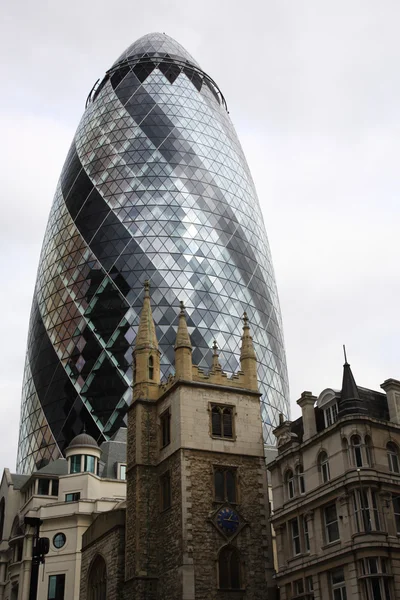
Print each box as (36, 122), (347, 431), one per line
(343, 344), (348, 365)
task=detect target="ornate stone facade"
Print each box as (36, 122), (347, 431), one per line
(268, 365), (400, 600)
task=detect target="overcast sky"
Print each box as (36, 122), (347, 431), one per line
(1, 0), (399, 471)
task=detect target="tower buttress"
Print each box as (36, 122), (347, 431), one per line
(174, 301), (192, 381)
(240, 312), (258, 391)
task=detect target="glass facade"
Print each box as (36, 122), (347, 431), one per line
(17, 33), (289, 473)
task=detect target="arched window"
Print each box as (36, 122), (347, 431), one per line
(148, 356), (154, 380)
(211, 405), (233, 438)
(0, 497), (4, 541)
(286, 469), (295, 499)
(296, 465), (305, 494)
(387, 442), (400, 474)
(88, 554), (107, 600)
(319, 451), (330, 483)
(218, 546), (241, 590)
(364, 435), (373, 466)
(351, 435), (363, 467)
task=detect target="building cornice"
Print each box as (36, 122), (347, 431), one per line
(268, 414), (400, 469)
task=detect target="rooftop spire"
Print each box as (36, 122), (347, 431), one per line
(211, 340), (221, 371)
(240, 312), (258, 391)
(174, 301), (192, 380)
(341, 358), (360, 402)
(338, 350), (366, 416)
(174, 301), (192, 351)
(240, 312), (257, 362)
(135, 280), (159, 351)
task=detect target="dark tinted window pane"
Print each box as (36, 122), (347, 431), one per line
(51, 479), (59, 496)
(219, 549), (230, 589)
(226, 470), (236, 503)
(38, 479), (50, 495)
(222, 409), (233, 438)
(84, 455), (95, 473)
(70, 455), (81, 473)
(214, 470), (224, 501)
(230, 550), (240, 589)
(48, 574), (65, 600)
(212, 408), (222, 436)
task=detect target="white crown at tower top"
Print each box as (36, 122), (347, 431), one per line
(112, 32), (200, 69)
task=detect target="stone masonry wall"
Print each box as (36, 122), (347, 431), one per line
(80, 524), (125, 600)
(186, 449), (273, 600)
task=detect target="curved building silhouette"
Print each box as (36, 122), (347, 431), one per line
(17, 33), (289, 473)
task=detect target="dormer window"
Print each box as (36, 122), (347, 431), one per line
(317, 389), (340, 429)
(324, 403), (338, 427)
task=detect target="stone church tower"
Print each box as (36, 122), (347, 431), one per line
(124, 282), (275, 599)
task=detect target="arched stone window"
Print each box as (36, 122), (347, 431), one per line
(285, 469), (295, 499)
(88, 554), (107, 600)
(318, 451), (330, 483)
(218, 546), (241, 590)
(387, 442), (400, 474)
(211, 405), (233, 438)
(351, 435), (363, 467)
(0, 497), (5, 541)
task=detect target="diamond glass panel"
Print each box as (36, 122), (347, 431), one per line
(17, 33), (289, 473)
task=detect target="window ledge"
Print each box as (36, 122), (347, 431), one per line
(351, 530), (387, 540)
(211, 435), (236, 442)
(320, 540), (341, 551)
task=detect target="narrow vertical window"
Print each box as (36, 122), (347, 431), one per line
(303, 516), (310, 552)
(319, 451), (330, 483)
(48, 574), (66, 600)
(324, 503), (340, 542)
(160, 471), (171, 511)
(351, 435), (363, 467)
(160, 408), (171, 448)
(88, 555), (107, 600)
(214, 468), (237, 503)
(70, 454), (82, 474)
(212, 406), (222, 436)
(290, 518), (301, 555)
(148, 355), (154, 380)
(286, 470), (295, 499)
(296, 465), (305, 494)
(387, 442), (399, 473)
(364, 435), (373, 466)
(393, 496), (400, 533)
(222, 407), (233, 437)
(218, 547), (241, 589)
(330, 567), (347, 600)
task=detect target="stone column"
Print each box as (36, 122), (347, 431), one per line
(20, 534), (33, 600)
(338, 494), (351, 543)
(381, 379), (400, 424)
(0, 561), (6, 600)
(297, 392), (317, 441)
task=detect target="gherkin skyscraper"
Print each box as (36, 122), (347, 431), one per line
(17, 33), (289, 473)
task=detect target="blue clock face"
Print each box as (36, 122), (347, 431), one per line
(216, 507), (240, 536)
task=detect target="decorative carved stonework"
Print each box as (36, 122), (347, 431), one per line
(133, 384), (148, 401)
